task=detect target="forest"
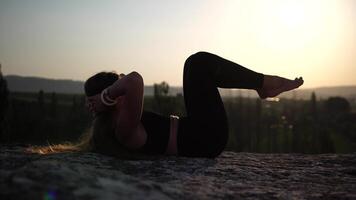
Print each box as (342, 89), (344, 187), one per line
(1, 76), (356, 154)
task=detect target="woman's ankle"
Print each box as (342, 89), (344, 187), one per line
(261, 75), (277, 90)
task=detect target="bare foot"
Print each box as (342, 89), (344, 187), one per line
(256, 75), (304, 99)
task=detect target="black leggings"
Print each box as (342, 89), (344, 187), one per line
(177, 52), (264, 158)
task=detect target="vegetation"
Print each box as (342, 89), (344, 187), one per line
(1, 81), (356, 153)
(0, 64), (9, 142)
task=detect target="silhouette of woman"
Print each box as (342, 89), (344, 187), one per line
(84, 51), (303, 158)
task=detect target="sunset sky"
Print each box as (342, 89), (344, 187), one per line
(0, 0), (355, 88)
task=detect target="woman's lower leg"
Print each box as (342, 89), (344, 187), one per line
(187, 51), (265, 90)
(187, 51), (304, 99)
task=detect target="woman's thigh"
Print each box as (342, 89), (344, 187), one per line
(177, 52), (229, 157)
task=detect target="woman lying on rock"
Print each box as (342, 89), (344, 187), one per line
(29, 52), (303, 158)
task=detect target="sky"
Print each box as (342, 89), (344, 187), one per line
(0, 0), (355, 88)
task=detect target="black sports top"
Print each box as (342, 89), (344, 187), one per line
(138, 110), (171, 154)
(92, 110), (171, 156)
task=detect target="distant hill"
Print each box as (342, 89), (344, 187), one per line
(4, 75), (356, 99)
(4, 75), (182, 96)
(219, 86), (356, 100)
(5, 75), (84, 94)
(281, 86), (356, 100)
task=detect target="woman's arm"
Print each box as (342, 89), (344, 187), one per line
(106, 72), (146, 148)
(86, 71), (146, 149)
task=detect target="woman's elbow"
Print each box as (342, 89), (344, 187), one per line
(126, 71), (143, 89)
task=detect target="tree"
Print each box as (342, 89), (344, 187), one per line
(71, 96), (78, 112)
(50, 92), (57, 118)
(309, 91), (320, 152)
(154, 81), (169, 97)
(38, 90), (45, 118)
(254, 98), (262, 152)
(0, 64), (9, 141)
(153, 81), (171, 115)
(69, 96), (78, 119)
(310, 92), (318, 120)
(324, 97), (350, 116)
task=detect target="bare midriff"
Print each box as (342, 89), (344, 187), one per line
(165, 115), (179, 155)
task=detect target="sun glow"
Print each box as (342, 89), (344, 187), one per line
(213, 0), (356, 88)
(0, 0), (355, 88)
(277, 1), (307, 30)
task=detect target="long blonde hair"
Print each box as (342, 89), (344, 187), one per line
(26, 127), (94, 155)
(26, 72), (129, 156)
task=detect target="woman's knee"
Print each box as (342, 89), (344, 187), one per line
(186, 51), (211, 62)
(184, 51), (213, 71)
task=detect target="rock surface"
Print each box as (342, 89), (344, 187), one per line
(1, 144), (356, 200)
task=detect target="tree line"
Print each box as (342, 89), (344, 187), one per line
(0, 75), (355, 153)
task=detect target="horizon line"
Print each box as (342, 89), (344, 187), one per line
(4, 73), (356, 90)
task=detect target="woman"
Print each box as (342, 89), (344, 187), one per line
(84, 51), (303, 158)
(29, 51), (303, 157)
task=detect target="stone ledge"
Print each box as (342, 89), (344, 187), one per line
(1, 144), (356, 200)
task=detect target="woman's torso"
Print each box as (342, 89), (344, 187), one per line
(138, 111), (178, 155)
(92, 110), (178, 156)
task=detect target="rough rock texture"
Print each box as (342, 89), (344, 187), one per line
(1, 145), (356, 200)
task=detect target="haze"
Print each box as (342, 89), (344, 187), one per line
(0, 0), (355, 88)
